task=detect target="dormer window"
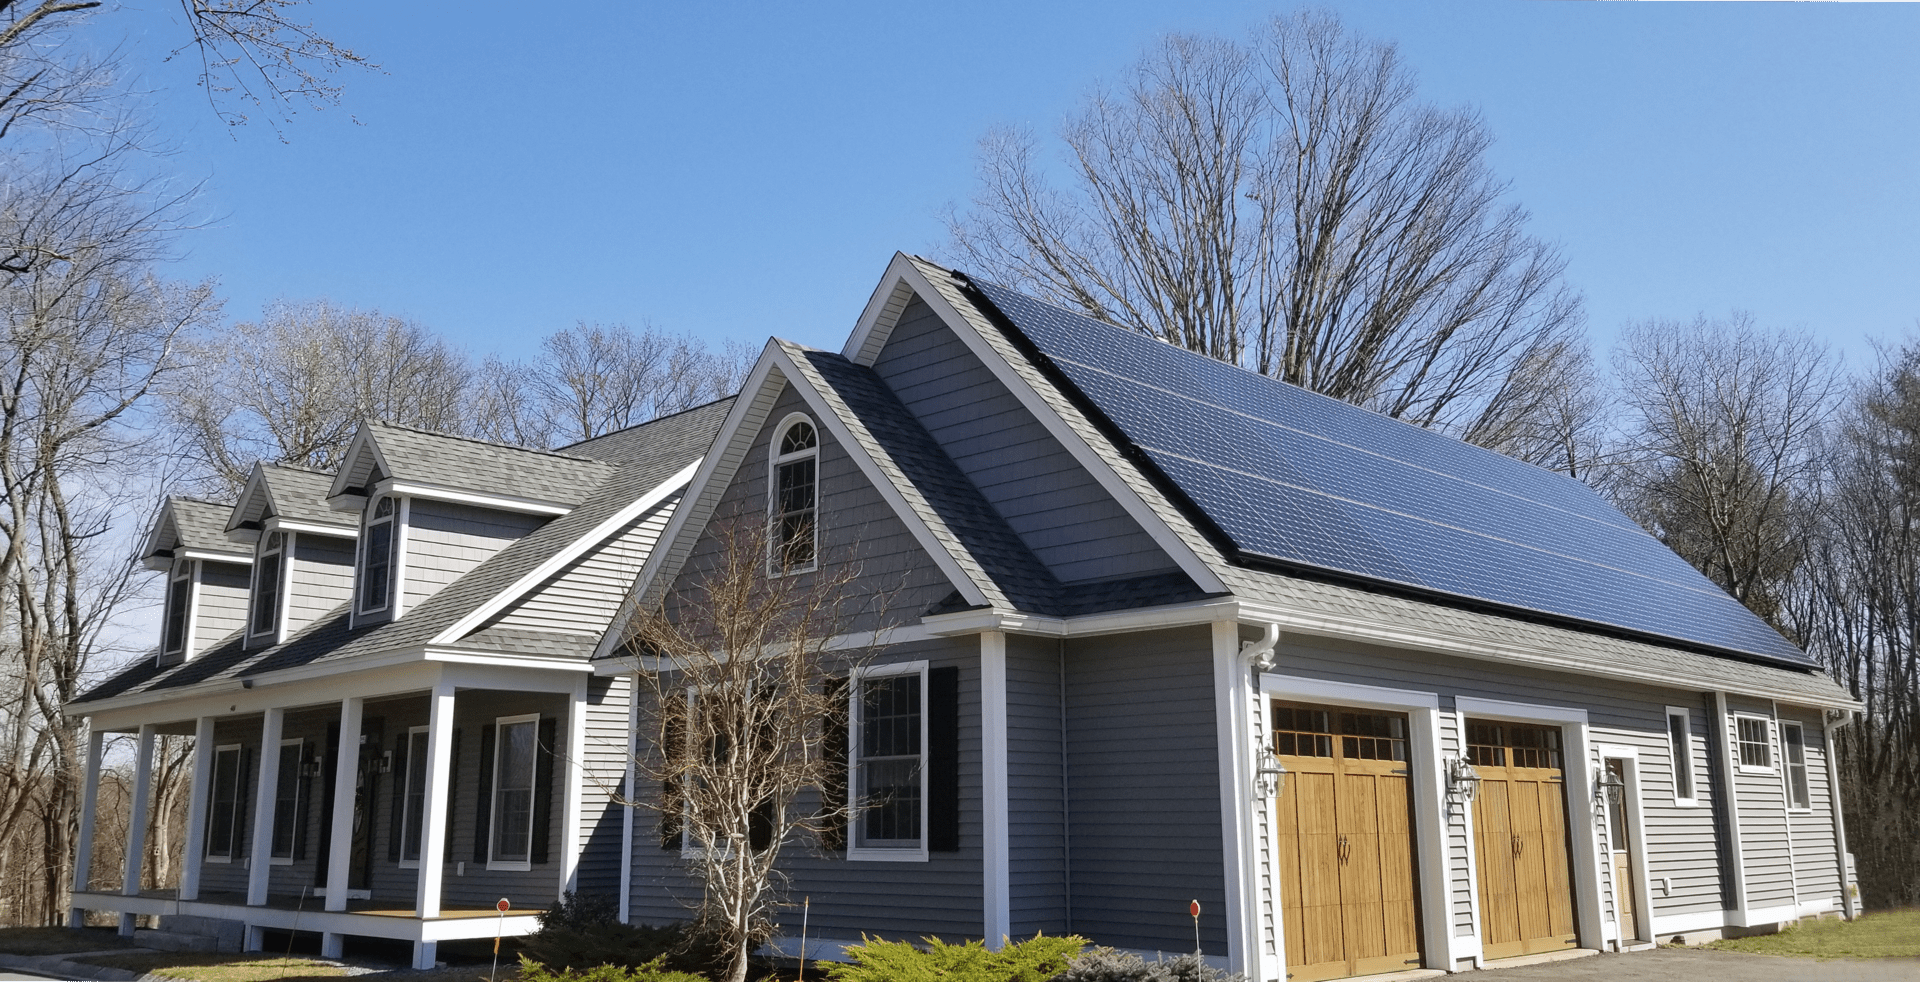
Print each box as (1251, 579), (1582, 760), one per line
(250, 531), (284, 638)
(162, 562), (191, 656)
(771, 417), (818, 572)
(360, 497), (396, 614)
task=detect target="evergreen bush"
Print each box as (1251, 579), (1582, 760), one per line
(517, 953), (707, 982)
(826, 933), (1087, 982)
(1050, 948), (1247, 982)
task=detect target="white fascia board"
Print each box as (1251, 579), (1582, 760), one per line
(920, 596), (1242, 639)
(226, 466), (272, 532)
(421, 646), (596, 673)
(429, 459), (699, 645)
(76, 656), (444, 727)
(593, 344), (786, 661)
(866, 258), (1229, 597)
(1236, 598), (1861, 712)
(139, 504), (176, 561)
(178, 548), (253, 565)
(328, 493), (369, 514)
(141, 556), (173, 572)
(264, 517), (358, 538)
(768, 343), (992, 610)
(841, 252), (926, 366)
(381, 479), (571, 516)
(325, 426), (390, 498)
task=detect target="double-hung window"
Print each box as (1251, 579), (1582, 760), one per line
(400, 726), (430, 865)
(205, 744), (243, 861)
(848, 662), (926, 860)
(490, 714), (539, 868)
(1736, 715), (1773, 771)
(770, 418), (818, 572)
(359, 497), (396, 614)
(1666, 707), (1697, 805)
(251, 532), (284, 639)
(1781, 722), (1812, 810)
(162, 561), (192, 659)
(269, 738), (302, 861)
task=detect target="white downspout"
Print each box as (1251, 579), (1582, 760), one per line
(1824, 709), (1857, 919)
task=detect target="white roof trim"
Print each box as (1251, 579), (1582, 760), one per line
(430, 458), (700, 645)
(178, 548), (253, 565)
(842, 252), (925, 367)
(264, 517), (358, 538)
(326, 425), (394, 498)
(226, 464), (273, 532)
(856, 258), (1228, 596)
(381, 479), (572, 516)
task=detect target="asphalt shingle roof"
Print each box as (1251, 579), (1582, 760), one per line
(255, 464), (353, 528)
(150, 497), (253, 559)
(366, 421), (616, 506)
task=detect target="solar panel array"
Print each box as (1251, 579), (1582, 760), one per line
(973, 281), (1812, 667)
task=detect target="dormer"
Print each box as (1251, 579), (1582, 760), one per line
(140, 497), (257, 666)
(327, 421), (617, 628)
(229, 463), (359, 647)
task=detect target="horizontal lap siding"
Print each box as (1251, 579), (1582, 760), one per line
(1723, 697), (1793, 910)
(288, 536), (354, 635)
(1639, 702), (1724, 917)
(261, 709), (337, 900)
(575, 675), (631, 898)
(870, 297), (1175, 585)
(1783, 707), (1841, 909)
(1007, 635), (1067, 936)
(665, 384), (956, 638)
(495, 500), (678, 636)
(403, 501), (546, 613)
(196, 562), (251, 654)
(1064, 626), (1225, 953)
(195, 718), (264, 897)
(626, 638), (985, 940)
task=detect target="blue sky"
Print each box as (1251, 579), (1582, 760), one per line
(110, 1), (1920, 368)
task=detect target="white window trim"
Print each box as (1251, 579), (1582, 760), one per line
(1666, 706), (1699, 806)
(398, 725), (430, 869)
(847, 659), (929, 863)
(1735, 714), (1776, 774)
(250, 531), (286, 640)
(1779, 721), (1813, 813)
(487, 713), (540, 871)
(356, 496), (398, 617)
(206, 743), (243, 863)
(767, 412), (820, 576)
(269, 737), (302, 864)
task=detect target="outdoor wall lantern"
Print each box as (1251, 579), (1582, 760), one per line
(1447, 757), (1481, 801)
(1255, 746), (1287, 799)
(301, 756), (325, 778)
(1596, 768), (1627, 805)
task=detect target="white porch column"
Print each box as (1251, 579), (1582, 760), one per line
(67, 728), (104, 927)
(119, 724), (156, 936)
(178, 717), (216, 901)
(414, 680), (455, 919)
(1210, 621), (1259, 976)
(558, 675), (589, 898)
(325, 697), (364, 911)
(980, 631), (1010, 948)
(247, 708), (286, 906)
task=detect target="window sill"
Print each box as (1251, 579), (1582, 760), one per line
(1738, 765), (1776, 775)
(269, 857), (294, 866)
(846, 845), (929, 863)
(205, 856), (232, 864)
(1670, 798), (1699, 808)
(1786, 806), (1814, 814)
(398, 860), (419, 870)
(487, 860), (531, 872)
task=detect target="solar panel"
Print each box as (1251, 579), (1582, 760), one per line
(972, 280), (1812, 667)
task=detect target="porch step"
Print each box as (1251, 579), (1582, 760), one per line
(133, 929), (220, 953)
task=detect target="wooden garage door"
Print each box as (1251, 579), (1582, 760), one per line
(1467, 720), (1578, 960)
(1272, 702), (1422, 982)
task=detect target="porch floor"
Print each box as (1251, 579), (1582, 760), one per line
(109, 889), (547, 920)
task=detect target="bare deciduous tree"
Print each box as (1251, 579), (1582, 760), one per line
(163, 300), (475, 492)
(475, 323), (750, 449)
(1611, 314), (1840, 629)
(622, 520), (888, 982)
(947, 9), (1591, 464)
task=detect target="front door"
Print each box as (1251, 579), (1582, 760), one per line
(1604, 758), (1640, 942)
(1468, 720), (1578, 960)
(1271, 701), (1423, 982)
(348, 717), (383, 894)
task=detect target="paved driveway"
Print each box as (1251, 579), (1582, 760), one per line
(1475, 948), (1920, 981)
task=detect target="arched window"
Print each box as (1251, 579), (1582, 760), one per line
(251, 530), (284, 637)
(360, 497), (396, 613)
(771, 417), (818, 571)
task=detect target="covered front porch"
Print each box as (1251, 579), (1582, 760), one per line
(70, 658), (604, 968)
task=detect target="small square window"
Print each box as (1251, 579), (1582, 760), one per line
(1736, 716), (1772, 770)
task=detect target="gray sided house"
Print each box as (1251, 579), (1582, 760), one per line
(597, 254), (1859, 982)
(67, 403), (733, 968)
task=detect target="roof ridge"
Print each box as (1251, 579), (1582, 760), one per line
(364, 418), (607, 465)
(169, 494), (234, 508)
(556, 394), (739, 453)
(259, 461), (336, 477)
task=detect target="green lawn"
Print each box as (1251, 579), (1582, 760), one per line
(0, 926), (136, 956)
(1707, 909), (1920, 959)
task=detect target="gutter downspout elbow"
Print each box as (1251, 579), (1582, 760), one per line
(1240, 622), (1280, 672)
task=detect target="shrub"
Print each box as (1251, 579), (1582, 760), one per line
(539, 892), (623, 932)
(827, 933), (1087, 982)
(517, 953), (707, 982)
(520, 916), (712, 975)
(1051, 948), (1247, 982)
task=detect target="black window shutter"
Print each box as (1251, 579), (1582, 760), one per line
(314, 722), (339, 887)
(474, 725), (495, 864)
(387, 733), (406, 862)
(444, 728), (461, 861)
(660, 704), (685, 850)
(927, 665), (961, 853)
(531, 717), (557, 864)
(236, 746), (253, 860)
(819, 678), (848, 851)
(294, 742), (315, 860)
